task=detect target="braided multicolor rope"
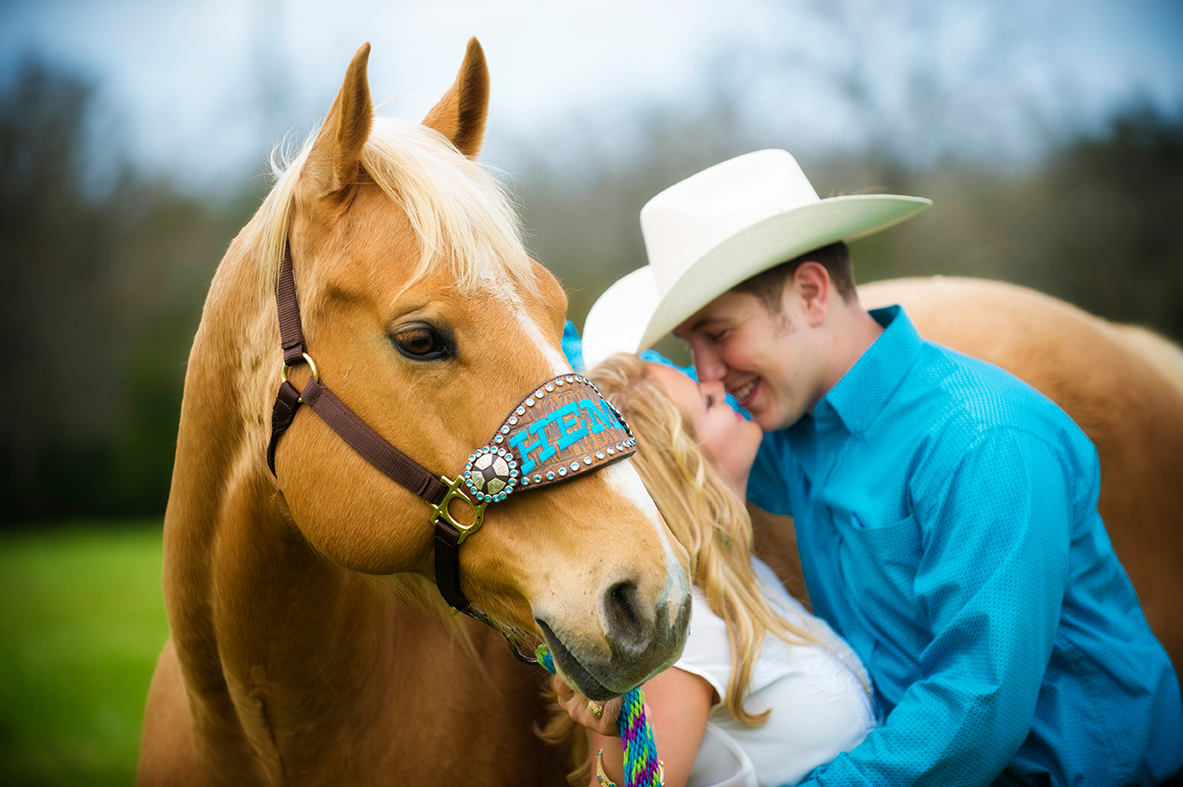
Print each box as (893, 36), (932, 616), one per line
(537, 645), (663, 787)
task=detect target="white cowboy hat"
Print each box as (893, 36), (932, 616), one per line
(581, 149), (932, 369)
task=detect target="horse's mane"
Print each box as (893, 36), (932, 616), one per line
(257, 117), (536, 299)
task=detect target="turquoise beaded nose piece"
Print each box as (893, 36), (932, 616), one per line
(463, 374), (636, 503)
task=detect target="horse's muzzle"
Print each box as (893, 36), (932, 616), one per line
(536, 583), (691, 702)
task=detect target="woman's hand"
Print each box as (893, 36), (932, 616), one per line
(552, 675), (625, 738)
(553, 672), (629, 733)
(570, 668), (715, 787)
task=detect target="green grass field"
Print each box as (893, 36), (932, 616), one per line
(0, 523), (168, 786)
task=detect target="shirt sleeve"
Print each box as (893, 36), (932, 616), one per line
(796, 427), (1072, 787)
(673, 585), (732, 708)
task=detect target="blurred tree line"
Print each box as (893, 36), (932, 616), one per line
(2, 60), (1181, 525)
(521, 100), (1183, 345)
(1, 61), (263, 524)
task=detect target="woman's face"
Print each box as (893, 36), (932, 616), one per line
(647, 363), (764, 493)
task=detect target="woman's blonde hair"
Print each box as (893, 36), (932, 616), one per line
(542, 353), (820, 784)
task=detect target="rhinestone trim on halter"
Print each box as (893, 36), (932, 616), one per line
(460, 374), (635, 502)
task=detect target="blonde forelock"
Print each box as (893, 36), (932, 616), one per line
(256, 117), (536, 301)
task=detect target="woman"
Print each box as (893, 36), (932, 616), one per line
(547, 354), (877, 787)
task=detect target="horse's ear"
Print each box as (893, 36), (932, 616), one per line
(299, 43), (373, 207)
(422, 38), (489, 159)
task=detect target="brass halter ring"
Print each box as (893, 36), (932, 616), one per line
(429, 475), (488, 545)
(280, 353), (320, 403)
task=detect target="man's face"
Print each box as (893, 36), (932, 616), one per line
(673, 288), (826, 432)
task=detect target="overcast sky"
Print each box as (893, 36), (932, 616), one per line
(2, 0), (1181, 193)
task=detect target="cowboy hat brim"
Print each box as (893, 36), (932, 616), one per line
(582, 193), (930, 369)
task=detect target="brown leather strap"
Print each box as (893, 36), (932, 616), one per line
(432, 520), (535, 661)
(433, 520), (468, 611)
(300, 378), (448, 505)
(276, 245), (307, 366)
(267, 379), (303, 475)
(266, 242), (527, 637)
(267, 244), (446, 505)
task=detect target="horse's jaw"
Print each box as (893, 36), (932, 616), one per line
(536, 597), (691, 702)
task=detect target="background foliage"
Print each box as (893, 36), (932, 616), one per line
(0, 524), (166, 786)
(0, 4), (1180, 782)
(2, 60), (1182, 524)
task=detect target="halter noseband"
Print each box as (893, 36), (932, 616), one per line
(266, 244), (636, 662)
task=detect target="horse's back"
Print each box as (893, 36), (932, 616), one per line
(860, 276), (1183, 671)
(1112, 322), (1183, 393)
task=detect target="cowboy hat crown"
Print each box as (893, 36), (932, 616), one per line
(582, 149), (931, 369)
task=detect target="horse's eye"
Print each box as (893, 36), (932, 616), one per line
(392, 326), (451, 360)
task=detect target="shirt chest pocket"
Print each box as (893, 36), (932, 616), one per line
(833, 512), (928, 687)
(834, 511), (923, 608)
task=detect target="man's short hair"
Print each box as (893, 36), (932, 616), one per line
(733, 241), (856, 311)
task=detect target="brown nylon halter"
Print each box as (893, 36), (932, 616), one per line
(266, 244), (636, 662)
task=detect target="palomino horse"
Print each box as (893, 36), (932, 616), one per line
(138, 41), (690, 785)
(859, 277), (1183, 672)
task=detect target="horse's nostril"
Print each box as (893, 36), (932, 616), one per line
(603, 580), (647, 653)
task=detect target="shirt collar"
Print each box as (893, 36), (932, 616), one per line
(815, 305), (924, 435)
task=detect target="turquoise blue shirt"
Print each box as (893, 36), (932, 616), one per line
(745, 307), (1183, 786)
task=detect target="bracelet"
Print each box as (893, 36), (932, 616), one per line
(595, 749), (616, 787)
(595, 748), (666, 787)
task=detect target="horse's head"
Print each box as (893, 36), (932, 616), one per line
(254, 41), (689, 699)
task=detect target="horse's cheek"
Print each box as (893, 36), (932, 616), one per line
(279, 460), (430, 576)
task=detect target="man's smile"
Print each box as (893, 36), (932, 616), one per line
(731, 378), (759, 407)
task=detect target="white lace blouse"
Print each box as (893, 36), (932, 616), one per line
(675, 558), (878, 787)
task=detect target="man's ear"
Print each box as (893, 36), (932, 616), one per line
(791, 262), (831, 327)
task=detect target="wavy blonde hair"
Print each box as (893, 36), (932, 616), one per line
(542, 353), (821, 784)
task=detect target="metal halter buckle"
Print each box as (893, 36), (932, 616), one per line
(429, 475), (488, 545)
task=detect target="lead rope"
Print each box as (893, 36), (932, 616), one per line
(536, 645), (663, 787)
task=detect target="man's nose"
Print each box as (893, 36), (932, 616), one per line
(692, 346), (727, 382)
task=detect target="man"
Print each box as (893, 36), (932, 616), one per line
(579, 149), (1183, 785)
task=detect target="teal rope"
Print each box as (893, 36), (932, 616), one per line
(537, 645), (662, 787)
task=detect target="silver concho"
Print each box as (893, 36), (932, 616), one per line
(471, 452), (511, 496)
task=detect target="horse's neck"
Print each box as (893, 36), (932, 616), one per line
(162, 236), (431, 767)
(166, 472), (427, 779)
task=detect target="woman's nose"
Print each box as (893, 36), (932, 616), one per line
(700, 380), (726, 400)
